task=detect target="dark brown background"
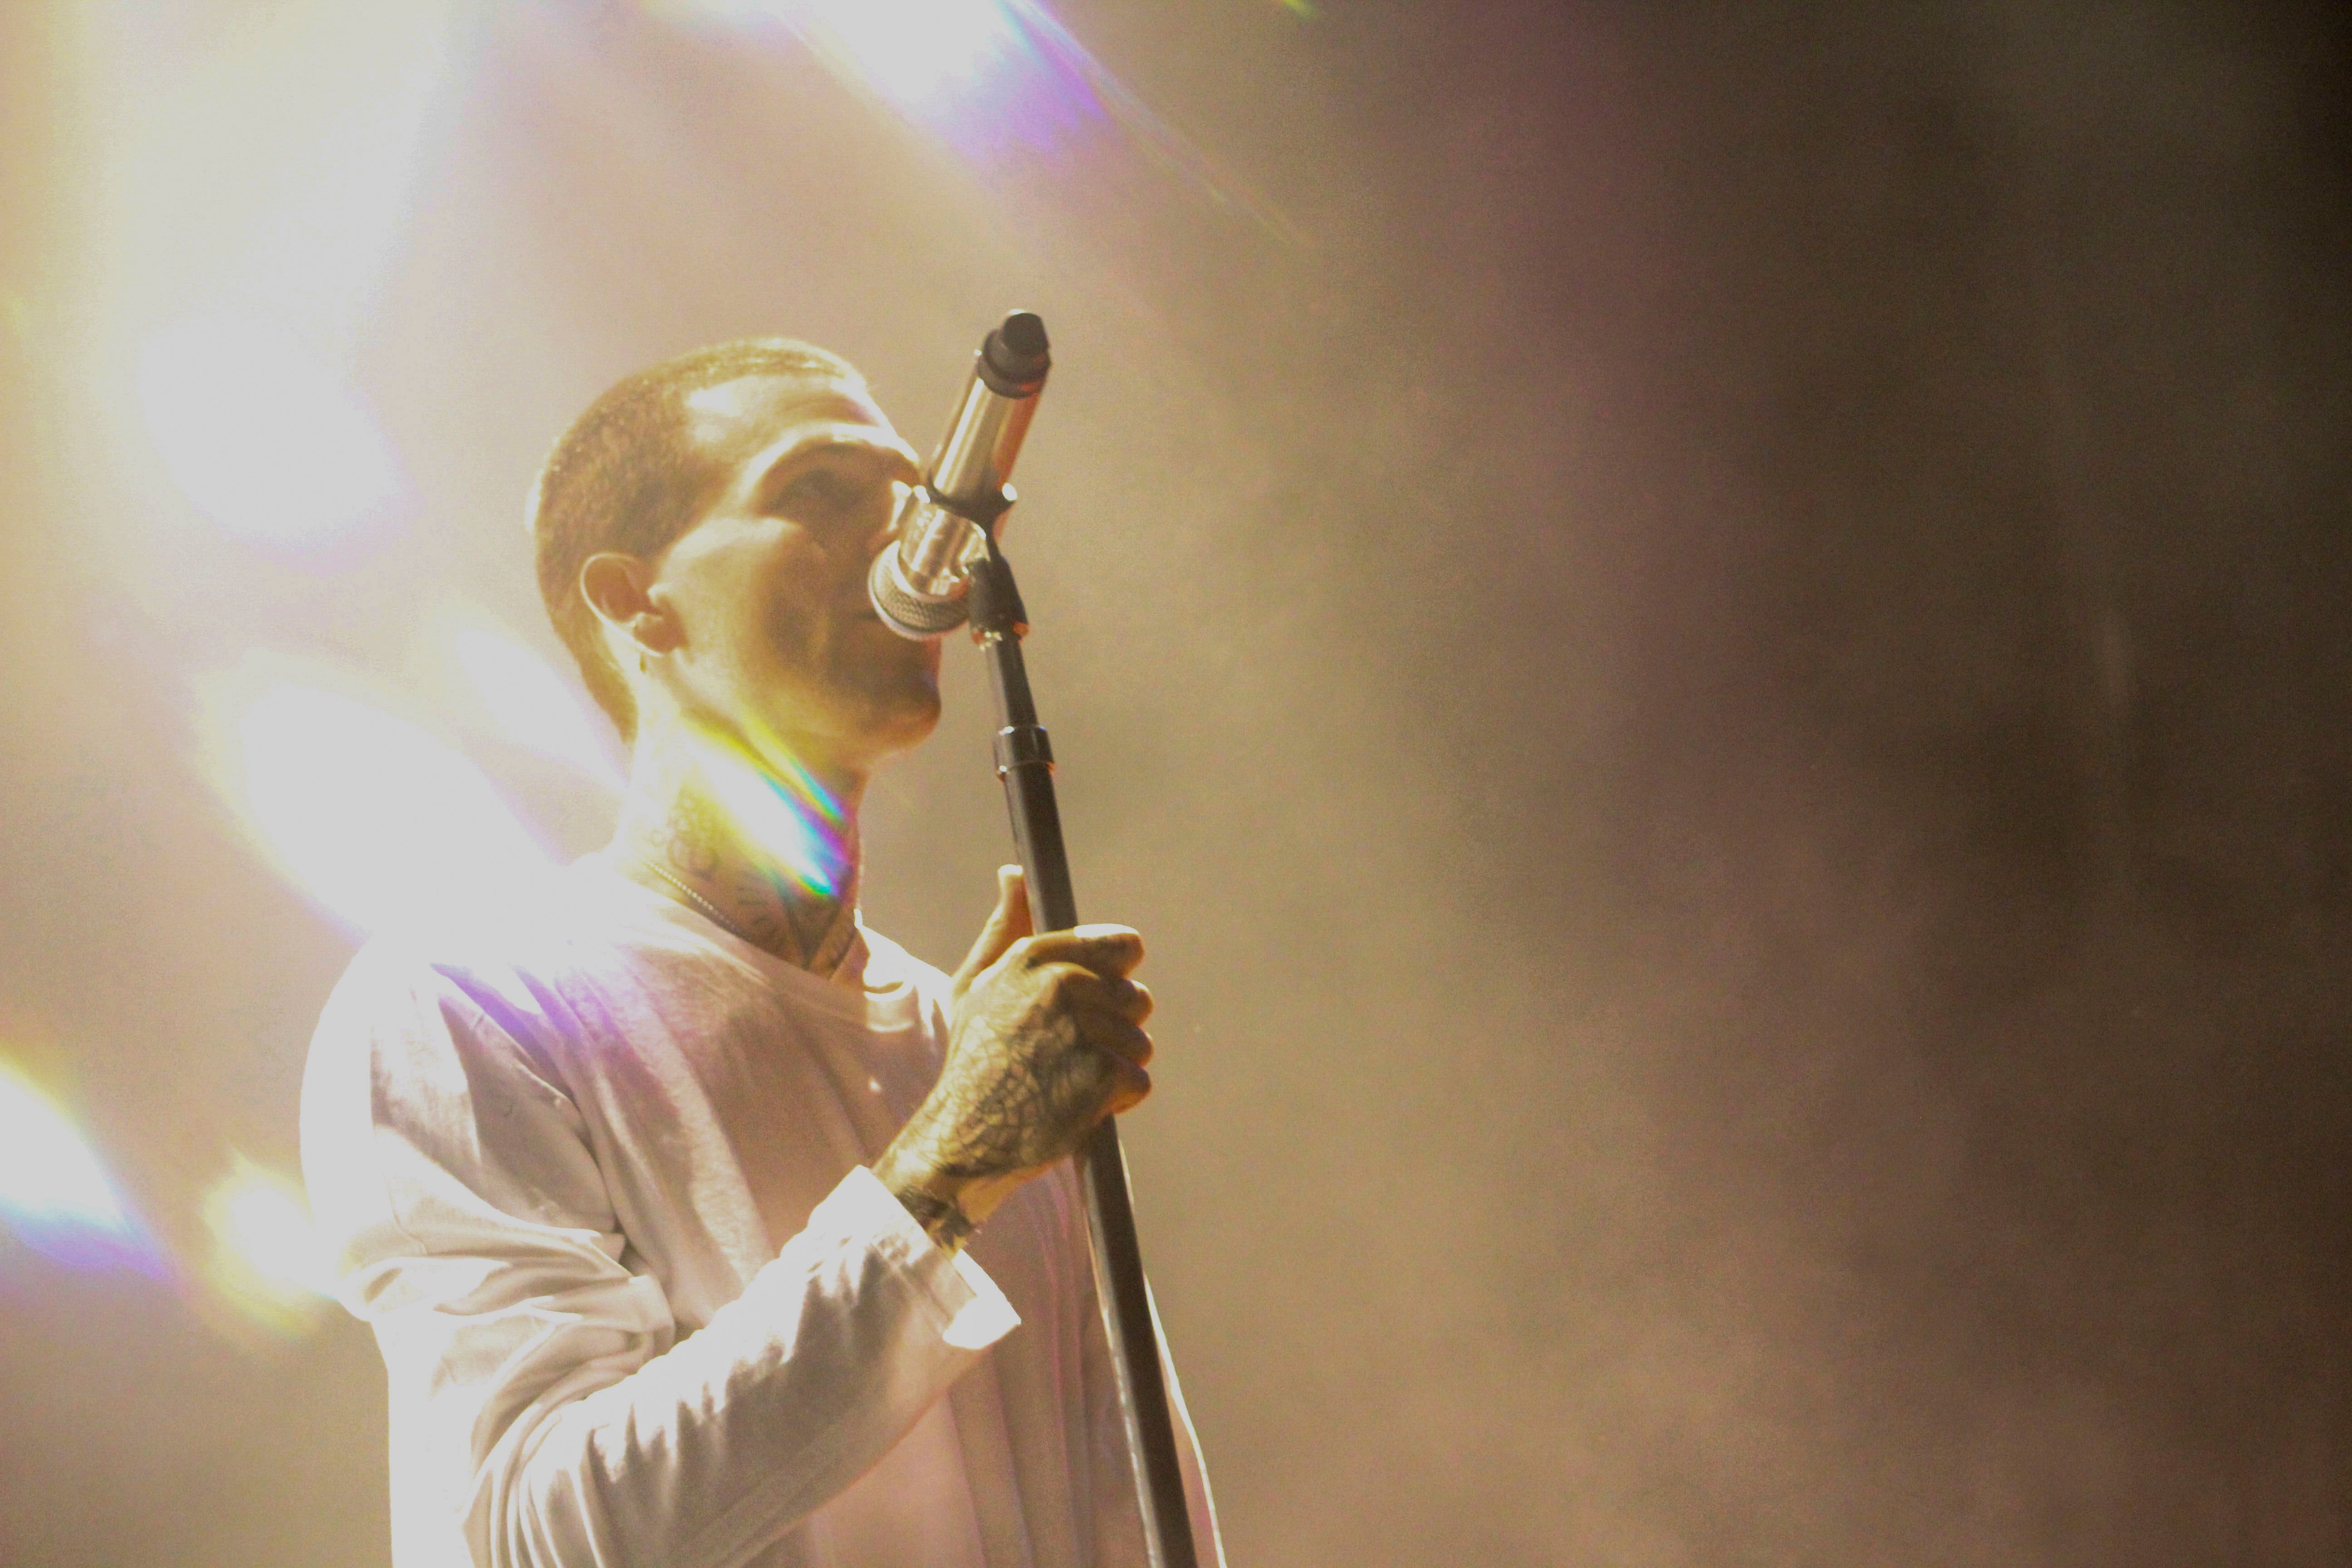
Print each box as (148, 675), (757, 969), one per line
(2, 2), (2347, 1563)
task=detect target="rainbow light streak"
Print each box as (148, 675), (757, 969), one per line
(204, 664), (558, 936)
(685, 721), (852, 900)
(201, 1153), (337, 1337)
(0, 1061), (166, 1278)
(137, 313), (414, 550)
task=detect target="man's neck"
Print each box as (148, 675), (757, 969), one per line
(610, 717), (866, 976)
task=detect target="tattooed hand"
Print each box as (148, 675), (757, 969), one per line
(872, 867), (1154, 1252)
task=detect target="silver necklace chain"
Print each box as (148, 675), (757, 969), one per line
(630, 851), (861, 973)
(635, 851), (865, 973)
(635, 853), (760, 947)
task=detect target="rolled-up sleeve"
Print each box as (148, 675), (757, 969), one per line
(300, 946), (1017, 1568)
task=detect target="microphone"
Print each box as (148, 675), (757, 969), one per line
(868, 311), (1052, 638)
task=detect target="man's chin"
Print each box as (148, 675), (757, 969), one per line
(730, 629), (943, 765)
(871, 681), (944, 751)
(828, 664), (943, 760)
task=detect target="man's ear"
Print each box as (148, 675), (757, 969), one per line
(579, 552), (681, 657)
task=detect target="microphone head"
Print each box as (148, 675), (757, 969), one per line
(869, 546), (972, 640)
(979, 311), (1050, 396)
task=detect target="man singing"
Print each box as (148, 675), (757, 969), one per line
(301, 338), (1221, 1568)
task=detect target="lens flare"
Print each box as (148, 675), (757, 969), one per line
(685, 721), (851, 900)
(647, 0), (1090, 147)
(136, 313), (413, 550)
(199, 657), (558, 936)
(446, 621), (627, 790)
(800, 0), (1029, 108)
(653, 0), (1044, 111)
(0, 1061), (165, 1277)
(784, 0), (1101, 151)
(647, 0), (1292, 234)
(201, 1153), (337, 1336)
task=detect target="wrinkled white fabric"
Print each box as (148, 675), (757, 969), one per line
(301, 861), (1221, 1568)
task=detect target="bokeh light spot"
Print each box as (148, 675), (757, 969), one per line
(202, 1153), (337, 1336)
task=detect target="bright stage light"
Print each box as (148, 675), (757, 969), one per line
(0, 1060), (164, 1277)
(654, 0), (1101, 149)
(201, 1154), (336, 1335)
(794, 0), (1025, 106)
(642, 0), (1290, 232)
(201, 660), (558, 936)
(136, 313), (412, 549)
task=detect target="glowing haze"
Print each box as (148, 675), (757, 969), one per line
(137, 313), (412, 550)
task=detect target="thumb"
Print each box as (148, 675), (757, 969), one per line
(952, 865), (1032, 996)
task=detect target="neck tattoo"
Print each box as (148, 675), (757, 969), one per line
(634, 851), (858, 980)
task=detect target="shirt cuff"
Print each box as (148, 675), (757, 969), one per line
(832, 1165), (1020, 1352)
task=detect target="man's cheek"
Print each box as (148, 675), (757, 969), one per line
(762, 600), (821, 666)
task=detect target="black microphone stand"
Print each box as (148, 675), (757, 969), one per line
(965, 506), (1201, 1568)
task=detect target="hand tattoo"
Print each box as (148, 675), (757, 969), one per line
(900, 995), (1116, 1184)
(872, 899), (1150, 1244)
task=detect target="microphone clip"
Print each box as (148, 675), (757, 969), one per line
(931, 480), (1015, 536)
(965, 524), (1029, 643)
(867, 481), (1019, 640)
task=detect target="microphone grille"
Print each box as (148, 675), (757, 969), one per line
(868, 549), (971, 640)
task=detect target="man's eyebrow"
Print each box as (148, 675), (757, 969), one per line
(755, 432), (921, 488)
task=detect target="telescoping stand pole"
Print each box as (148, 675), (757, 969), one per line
(966, 524), (1201, 1568)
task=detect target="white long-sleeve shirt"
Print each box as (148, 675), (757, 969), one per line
(300, 861), (1220, 1568)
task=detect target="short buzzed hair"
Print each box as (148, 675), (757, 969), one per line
(529, 338), (861, 743)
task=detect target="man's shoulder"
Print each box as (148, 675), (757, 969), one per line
(315, 863), (655, 1037)
(317, 872), (956, 1050)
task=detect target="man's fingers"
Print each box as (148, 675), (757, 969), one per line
(1102, 1054), (1152, 1117)
(1080, 1016), (1155, 1069)
(1021, 923), (1144, 980)
(1069, 1041), (1152, 1118)
(952, 866), (1033, 995)
(1056, 970), (1153, 1026)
